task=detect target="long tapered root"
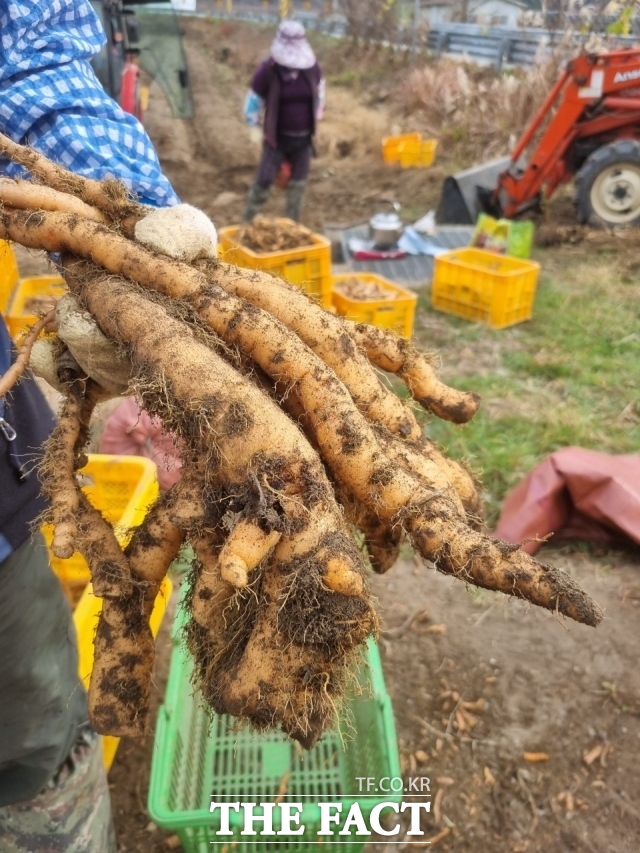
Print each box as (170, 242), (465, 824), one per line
(0, 132), (143, 222)
(43, 391), (83, 559)
(405, 503), (603, 626)
(351, 322), (481, 424)
(88, 591), (155, 736)
(0, 177), (107, 223)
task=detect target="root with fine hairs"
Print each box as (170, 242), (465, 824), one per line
(0, 146), (604, 748)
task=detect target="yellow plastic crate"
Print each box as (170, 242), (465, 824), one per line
(73, 575), (172, 770)
(5, 275), (67, 339)
(432, 248), (540, 329)
(0, 239), (19, 313)
(381, 132), (421, 164)
(44, 454), (160, 589)
(398, 138), (438, 169)
(218, 221), (332, 308)
(331, 273), (417, 338)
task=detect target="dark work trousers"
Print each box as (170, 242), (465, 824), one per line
(0, 534), (116, 850)
(0, 534), (87, 806)
(256, 133), (313, 188)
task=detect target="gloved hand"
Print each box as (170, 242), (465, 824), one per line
(248, 126), (263, 148)
(134, 203), (218, 262)
(30, 294), (131, 395)
(30, 204), (218, 395)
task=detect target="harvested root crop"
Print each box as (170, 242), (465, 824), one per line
(333, 276), (396, 302)
(235, 214), (316, 253)
(0, 140), (603, 749)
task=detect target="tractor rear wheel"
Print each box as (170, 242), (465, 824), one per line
(575, 140), (640, 228)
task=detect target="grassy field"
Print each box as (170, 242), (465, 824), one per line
(411, 241), (640, 525)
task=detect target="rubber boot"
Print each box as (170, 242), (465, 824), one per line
(242, 183), (271, 222)
(285, 180), (307, 222)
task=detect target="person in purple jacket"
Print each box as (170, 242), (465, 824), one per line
(242, 20), (326, 223)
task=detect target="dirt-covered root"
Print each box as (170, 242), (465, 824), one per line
(125, 485), (187, 613)
(184, 517), (375, 745)
(0, 132), (142, 222)
(41, 390), (83, 559)
(201, 263), (423, 441)
(218, 520), (281, 588)
(40, 377), (134, 596)
(74, 493), (134, 598)
(0, 177), (107, 223)
(378, 429), (482, 526)
(88, 589), (155, 737)
(67, 270), (372, 594)
(68, 264), (599, 624)
(189, 552), (376, 748)
(337, 483), (402, 574)
(404, 504), (603, 626)
(351, 322), (481, 424)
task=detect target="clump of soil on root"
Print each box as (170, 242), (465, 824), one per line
(183, 544), (376, 747)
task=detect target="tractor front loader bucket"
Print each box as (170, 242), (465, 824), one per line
(436, 156), (511, 225)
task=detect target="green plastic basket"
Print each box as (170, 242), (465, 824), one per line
(148, 608), (401, 852)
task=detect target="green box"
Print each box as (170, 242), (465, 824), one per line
(472, 213), (535, 259)
(148, 608), (402, 852)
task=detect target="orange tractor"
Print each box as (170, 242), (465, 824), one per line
(437, 49), (640, 228)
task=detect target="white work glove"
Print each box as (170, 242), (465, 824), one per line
(30, 294), (131, 396)
(30, 204), (218, 394)
(134, 203), (218, 262)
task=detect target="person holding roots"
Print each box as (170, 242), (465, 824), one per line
(242, 20), (326, 223)
(0, 1), (216, 849)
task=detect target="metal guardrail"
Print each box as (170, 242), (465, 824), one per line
(425, 23), (638, 70)
(177, 4), (639, 71)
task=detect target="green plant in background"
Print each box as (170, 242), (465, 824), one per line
(606, 4), (634, 35)
(418, 248), (640, 526)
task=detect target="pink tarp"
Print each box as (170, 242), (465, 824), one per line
(494, 447), (640, 555)
(99, 397), (182, 491)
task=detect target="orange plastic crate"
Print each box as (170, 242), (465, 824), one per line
(0, 239), (19, 314)
(432, 248), (540, 329)
(381, 132), (421, 164)
(381, 133), (437, 168)
(5, 275), (67, 339)
(218, 220), (332, 308)
(331, 273), (417, 338)
(398, 138), (438, 169)
(43, 454), (160, 589)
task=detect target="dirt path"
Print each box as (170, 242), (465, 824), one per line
(143, 17), (446, 231)
(110, 547), (640, 852)
(370, 548), (640, 852)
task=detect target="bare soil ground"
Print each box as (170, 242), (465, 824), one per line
(143, 18), (445, 231)
(26, 18), (638, 852)
(110, 549), (640, 853)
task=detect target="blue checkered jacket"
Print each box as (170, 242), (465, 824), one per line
(0, 0), (179, 562)
(0, 0), (178, 207)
